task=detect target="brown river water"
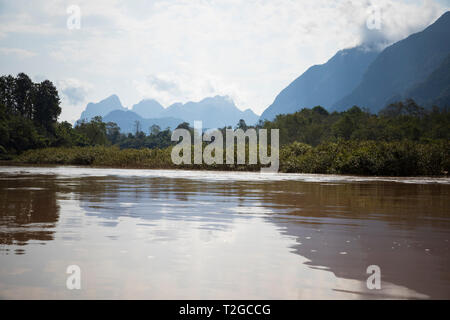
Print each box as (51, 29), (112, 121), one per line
(0, 166), (449, 299)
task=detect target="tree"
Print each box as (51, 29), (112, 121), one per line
(236, 119), (248, 130)
(150, 124), (161, 136)
(255, 119), (265, 129)
(0, 103), (10, 150)
(176, 122), (191, 130)
(33, 80), (61, 133)
(380, 99), (424, 118)
(14, 73), (34, 119)
(53, 121), (89, 147)
(6, 116), (46, 152)
(75, 116), (108, 146)
(332, 115), (354, 139)
(106, 122), (121, 144)
(0, 75), (17, 114)
(312, 106), (329, 116)
(134, 120), (142, 135)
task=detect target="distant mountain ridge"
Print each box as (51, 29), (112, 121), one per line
(161, 96), (259, 128)
(260, 11), (450, 120)
(131, 99), (165, 119)
(334, 11), (450, 112)
(260, 46), (380, 120)
(79, 94), (126, 121)
(78, 95), (259, 133)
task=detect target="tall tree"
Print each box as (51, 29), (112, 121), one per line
(0, 75), (16, 114)
(106, 122), (121, 145)
(14, 73), (34, 119)
(33, 80), (61, 133)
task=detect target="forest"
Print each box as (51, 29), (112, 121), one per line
(1, 73), (449, 176)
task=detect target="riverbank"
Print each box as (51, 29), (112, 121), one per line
(4, 139), (449, 176)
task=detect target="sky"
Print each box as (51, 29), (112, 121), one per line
(0, 0), (449, 123)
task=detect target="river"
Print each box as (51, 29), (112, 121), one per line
(0, 166), (449, 299)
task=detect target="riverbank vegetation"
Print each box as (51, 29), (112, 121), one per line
(13, 139), (449, 176)
(1, 73), (449, 176)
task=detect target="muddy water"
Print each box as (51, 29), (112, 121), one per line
(0, 166), (449, 299)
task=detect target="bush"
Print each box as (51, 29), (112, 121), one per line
(12, 139), (450, 176)
(280, 140), (449, 176)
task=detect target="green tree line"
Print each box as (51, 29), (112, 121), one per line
(263, 102), (449, 146)
(1, 73), (449, 176)
(0, 73), (177, 158)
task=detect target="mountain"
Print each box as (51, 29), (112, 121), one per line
(79, 95), (259, 131)
(131, 99), (165, 118)
(402, 53), (450, 108)
(79, 94), (126, 121)
(260, 46), (379, 120)
(103, 110), (183, 134)
(334, 11), (450, 112)
(160, 95), (259, 128)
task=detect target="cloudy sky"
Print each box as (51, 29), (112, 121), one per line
(0, 0), (449, 123)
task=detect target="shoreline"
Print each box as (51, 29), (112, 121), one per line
(3, 140), (449, 177)
(1, 162), (449, 181)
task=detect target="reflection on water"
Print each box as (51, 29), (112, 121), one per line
(0, 166), (449, 299)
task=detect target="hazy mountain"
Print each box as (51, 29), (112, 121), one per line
(162, 95), (259, 128)
(79, 94), (126, 121)
(260, 46), (379, 120)
(131, 99), (165, 118)
(103, 110), (183, 134)
(79, 94), (258, 131)
(334, 11), (450, 112)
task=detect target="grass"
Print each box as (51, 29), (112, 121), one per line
(8, 139), (450, 176)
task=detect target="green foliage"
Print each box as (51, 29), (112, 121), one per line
(0, 111), (47, 154)
(279, 139), (449, 176)
(0, 73), (61, 155)
(115, 127), (173, 149)
(74, 116), (109, 146)
(32, 80), (61, 133)
(264, 100), (450, 146)
(16, 146), (174, 169)
(52, 121), (89, 147)
(15, 139), (449, 176)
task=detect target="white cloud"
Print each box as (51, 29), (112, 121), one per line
(55, 78), (93, 123)
(56, 78), (92, 105)
(0, 47), (36, 58)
